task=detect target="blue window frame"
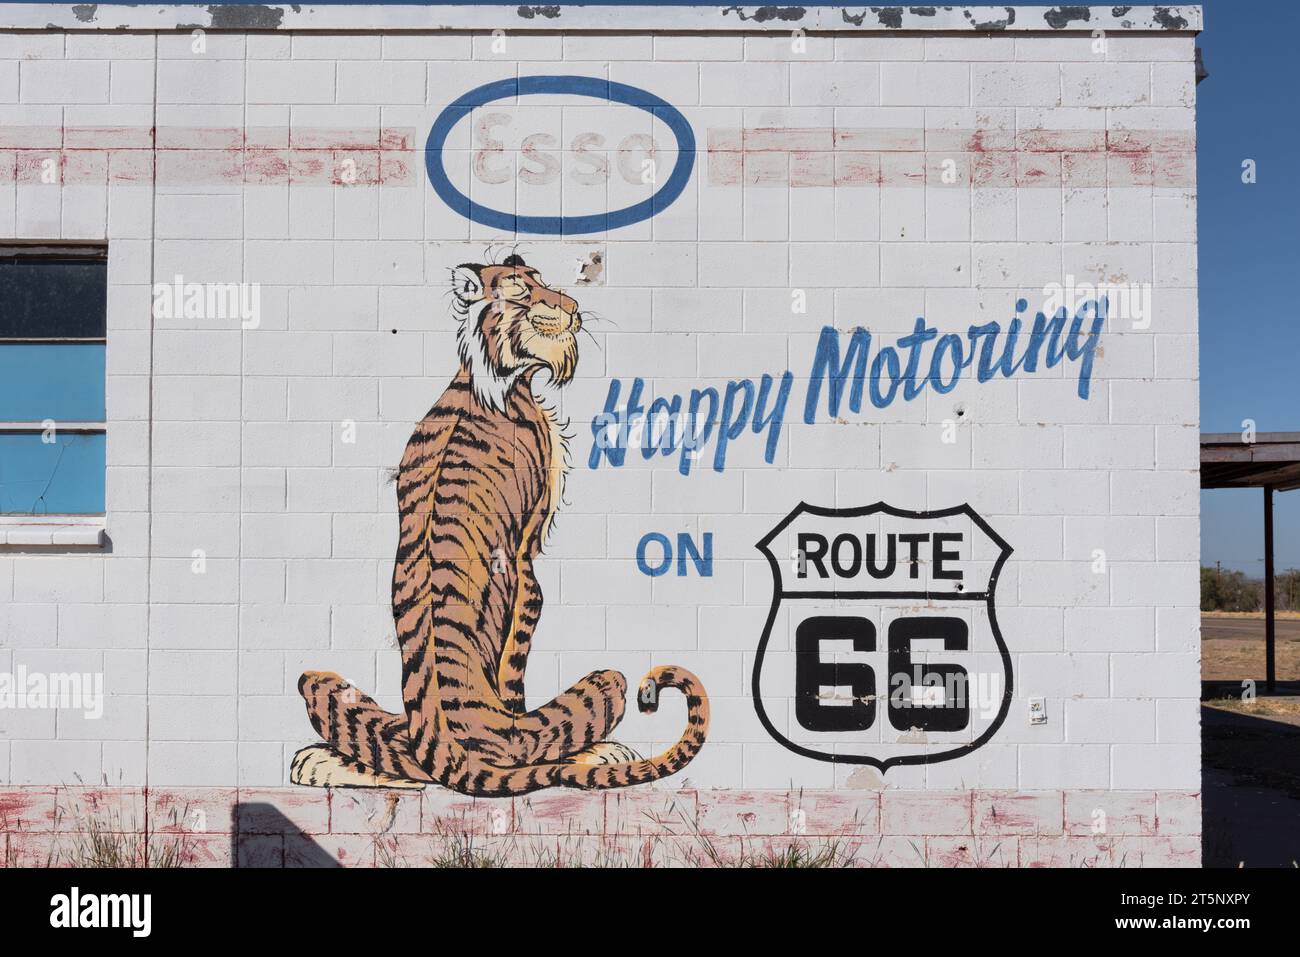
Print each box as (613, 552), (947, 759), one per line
(0, 245), (107, 515)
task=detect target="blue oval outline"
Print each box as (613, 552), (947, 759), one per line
(425, 75), (696, 235)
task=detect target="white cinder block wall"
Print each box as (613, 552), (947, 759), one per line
(0, 4), (1201, 862)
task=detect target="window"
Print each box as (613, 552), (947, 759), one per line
(0, 244), (107, 535)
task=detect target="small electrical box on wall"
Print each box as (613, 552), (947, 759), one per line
(1028, 698), (1048, 725)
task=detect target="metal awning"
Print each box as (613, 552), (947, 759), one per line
(1202, 432), (1300, 491)
(1201, 432), (1300, 693)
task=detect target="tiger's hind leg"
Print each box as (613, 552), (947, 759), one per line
(290, 745), (426, 790)
(295, 670), (435, 787)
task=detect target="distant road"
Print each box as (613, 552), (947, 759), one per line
(1202, 616), (1300, 641)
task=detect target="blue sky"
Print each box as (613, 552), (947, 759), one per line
(39, 1), (1300, 571)
(1190, 0), (1300, 572)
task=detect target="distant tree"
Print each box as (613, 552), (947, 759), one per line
(1277, 568), (1300, 611)
(1200, 566), (1261, 612)
(1200, 567), (1217, 612)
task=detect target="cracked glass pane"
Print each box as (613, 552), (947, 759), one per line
(0, 432), (106, 515)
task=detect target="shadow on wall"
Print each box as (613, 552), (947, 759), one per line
(231, 803), (341, 869)
(1201, 706), (1300, 867)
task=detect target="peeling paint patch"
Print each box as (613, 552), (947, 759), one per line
(205, 5), (285, 30)
(0, 2), (1205, 34)
(1152, 6), (1189, 30)
(964, 6), (1016, 30)
(874, 7), (904, 29)
(1042, 5), (1092, 29)
(516, 5), (561, 19)
(575, 250), (604, 286)
(722, 5), (808, 24)
(846, 767), (884, 790)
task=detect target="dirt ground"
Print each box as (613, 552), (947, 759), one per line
(1201, 612), (1300, 684)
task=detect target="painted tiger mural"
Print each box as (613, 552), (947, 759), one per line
(291, 254), (709, 795)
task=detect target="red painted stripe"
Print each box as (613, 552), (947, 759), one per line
(707, 127), (1195, 188)
(0, 126), (421, 185)
(0, 125), (1195, 189)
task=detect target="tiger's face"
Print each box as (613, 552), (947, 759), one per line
(451, 254), (581, 408)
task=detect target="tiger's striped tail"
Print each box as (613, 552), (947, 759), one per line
(557, 665), (709, 790)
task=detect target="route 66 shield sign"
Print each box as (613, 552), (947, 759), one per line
(753, 502), (1014, 771)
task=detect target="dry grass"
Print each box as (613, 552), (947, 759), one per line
(1, 794), (197, 868)
(1203, 610), (1300, 620)
(57, 796), (198, 868)
(1201, 612), (1300, 682)
(1203, 639), (1300, 682)
(371, 791), (866, 868)
(669, 791), (863, 868)
(1206, 696), (1300, 720)
(62, 823), (194, 868)
(741, 841), (859, 868)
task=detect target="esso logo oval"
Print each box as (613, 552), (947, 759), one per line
(424, 75), (696, 235)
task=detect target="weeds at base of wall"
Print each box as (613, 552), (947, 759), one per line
(61, 816), (197, 868)
(905, 838), (1011, 868)
(372, 827), (863, 869)
(672, 797), (863, 868)
(1, 786), (1205, 868)
(375, 793), (869, 868)
(1, 801), (199, 868)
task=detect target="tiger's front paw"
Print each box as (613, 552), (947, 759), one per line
(290, 745), (425, 790)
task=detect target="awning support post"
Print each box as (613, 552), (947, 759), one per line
(1264, 485), (1276, 694)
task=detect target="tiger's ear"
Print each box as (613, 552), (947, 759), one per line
(451, 265), (484, 304)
